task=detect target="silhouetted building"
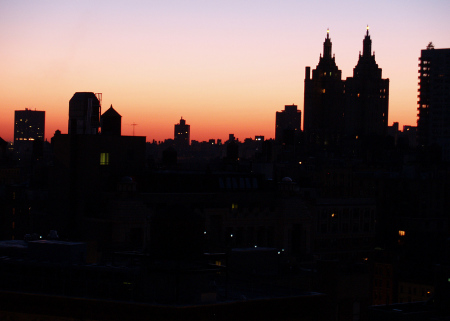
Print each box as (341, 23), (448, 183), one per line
(304, 28), (389, 151)
(14, 108), (45, 160)
(162, 146), (177, 167)
(275, 105), (301, 144)
(68, 92), (102, 135)
(51, 133), (146, 242)
(174, 117), (190, 148)
(51, 96), (146, 248)
(304, 30), (345, 147)
(0, 137), (8, 165)
(417, 45), (450, 160)
(401, 125), (417, 148)
(345, 27), (389, 139)
(101, 105), (122, 136)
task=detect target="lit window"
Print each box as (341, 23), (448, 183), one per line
(100, 153), (110, 165)
(399, 230), (405, 236)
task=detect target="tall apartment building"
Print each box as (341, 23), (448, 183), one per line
(174, 117), (190, 148)
(14, 108), (45, 158)
(345, 27), (389, 139)
(303, 28), (389, 149)
(275, 104), (301, 145)
(304, 30), (345, 147)
(417, 44), (450, 160)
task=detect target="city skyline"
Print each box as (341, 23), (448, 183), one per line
(0, 0), (448, 142)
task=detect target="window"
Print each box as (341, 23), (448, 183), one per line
(100, 153), (110, 165)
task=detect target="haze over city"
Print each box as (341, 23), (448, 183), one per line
(0, 0), (448, 142)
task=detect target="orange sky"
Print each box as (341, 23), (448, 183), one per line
(0, 1), (448, 143)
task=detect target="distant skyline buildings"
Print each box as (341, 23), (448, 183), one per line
(0, 0), (447, 143)
(0, 28), (444, 144)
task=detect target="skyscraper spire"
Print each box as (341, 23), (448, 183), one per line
(363, 25), (372, 57)
(323, 28), (332, 59)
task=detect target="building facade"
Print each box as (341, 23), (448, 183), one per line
(304, 28), (389, 150)
(68, 92), (102, 135)
(417, 45), (450, 160)
(345, 27), (389, 139)
(174, 117), (190, 148)
(275, 105), (301, 145)
(304, 30), (345, 147)
(14, 108), (45, 159)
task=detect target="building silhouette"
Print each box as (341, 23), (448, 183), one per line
(275, 104), (301, 145)
(68, 92), (102, 135)
(417, 44), (450, 160)
(345, 27), (389, 139)
(101, 105), (122, 136)
(13, 108), (45, 159)
(174, 117), (190, 148)
(304, 28), (389, 150)
(304, 30), (345, 147)
(51, 93), (146, 247)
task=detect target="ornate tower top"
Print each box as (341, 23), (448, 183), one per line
(363, 25), (372, 57)
(323, 28), (332, 59)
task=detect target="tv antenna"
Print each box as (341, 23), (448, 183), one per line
(131, 123), (138, 136)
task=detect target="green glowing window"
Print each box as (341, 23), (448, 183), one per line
(100, 153), (110, 165)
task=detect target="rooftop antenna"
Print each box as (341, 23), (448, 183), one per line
(131, 123), (138, 136)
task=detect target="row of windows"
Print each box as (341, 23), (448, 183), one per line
(15, 137), (42, 141)
(319, 208), (375, 220)
(399, 285), (432, 296)
(319, 221), (374, 234)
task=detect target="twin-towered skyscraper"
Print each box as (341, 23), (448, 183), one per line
(303, 27), (389, 148)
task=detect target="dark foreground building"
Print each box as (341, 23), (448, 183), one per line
(51, 93), (146, 249)
(417, 45), (450, 161)
(0, 240), (328, 321)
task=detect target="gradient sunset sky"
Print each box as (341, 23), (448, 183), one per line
(1, 0), (448, 142)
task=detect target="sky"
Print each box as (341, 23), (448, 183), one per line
(0, 0), (449, 143)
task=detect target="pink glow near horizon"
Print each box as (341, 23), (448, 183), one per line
(0, 0), (448, 142)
